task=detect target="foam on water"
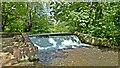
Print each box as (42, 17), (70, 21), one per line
(49, 38), (57, 48)
(29, 35), (92, 50)
(29, 34), (93, 65)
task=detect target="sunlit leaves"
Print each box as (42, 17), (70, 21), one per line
(2, 2), (120, 46)
(50, 2), (120, 45)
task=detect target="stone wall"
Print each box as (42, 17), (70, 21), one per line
(74, 32), (119, 49)
(12, 33), (38, 60)
(1, 32), (39, 66)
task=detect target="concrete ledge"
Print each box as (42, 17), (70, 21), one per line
(0, 32), (22, 38)
(74, 31), (119, 49)
(22, 33), (31, 43)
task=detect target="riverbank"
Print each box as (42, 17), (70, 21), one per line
(1, 32), (119, 66)
(1, 33), (40, 66)
(49, 47), (118, 66)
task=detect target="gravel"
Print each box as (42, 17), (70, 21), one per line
(48, 47), (118, 66)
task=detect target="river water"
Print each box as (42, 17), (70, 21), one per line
(29, 34), (93, 65)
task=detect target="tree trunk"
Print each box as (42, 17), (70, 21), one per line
(24, 3), (32, 32)
(2, 2), (7, 32)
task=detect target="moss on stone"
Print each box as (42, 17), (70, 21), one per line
(74, 32), (119, 49)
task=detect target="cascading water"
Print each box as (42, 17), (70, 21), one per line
(30, 35), (78, 50)
(29, 34), (93, 65)
(29, 34), (92, 50)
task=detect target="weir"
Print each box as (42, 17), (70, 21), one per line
(28, 33), (93, 65)
(29, 33), (93, 50)
(1, 32), (117, 66)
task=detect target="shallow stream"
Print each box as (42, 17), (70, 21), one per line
(29, 34), (118, 66)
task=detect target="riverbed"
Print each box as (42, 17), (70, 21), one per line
(29, 34), (118, 66)
(40, 47), (118, 66)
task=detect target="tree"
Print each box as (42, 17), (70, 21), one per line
(49, 2), (120, 46)
(2, 2), (51, 33)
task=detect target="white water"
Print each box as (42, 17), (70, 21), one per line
(29, 35), (93, 50)
(49, 38), (57, 48)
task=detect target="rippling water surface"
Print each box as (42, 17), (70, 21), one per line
(29, 34), (92, 65)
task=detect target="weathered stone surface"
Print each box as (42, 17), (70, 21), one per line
(13, 46), (38, 59)
(3, 46), (13, 53)
(2, 32), (39, 66)
(74, 32), (119, 49)
(1, 52), (12, 66)
(22, 33), (31, 42)
(0, 32), (21, 38)
(13, 35), (24, 42)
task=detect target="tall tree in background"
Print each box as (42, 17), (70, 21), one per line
(49, 2), (120, 45)
(24, 2), (32, 32)
(2, 2), (50, 33)
(2, 2), (120, 45)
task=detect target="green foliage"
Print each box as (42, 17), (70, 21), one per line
(48, 21), (72, 32)
(2, 2), (27, 32)
(50, 2), (120, 46)
(2, 2), (50, 33)
(31, 15), (50, 33)
(2, 2), (120, 46)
